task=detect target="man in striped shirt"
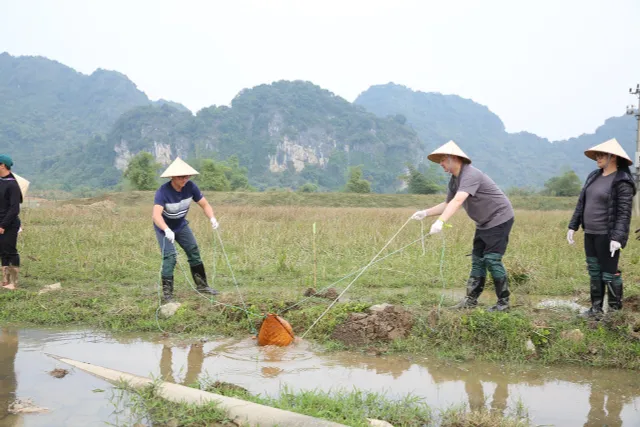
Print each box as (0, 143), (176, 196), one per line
(152, 158), (220, 303)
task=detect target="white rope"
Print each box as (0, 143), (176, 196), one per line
(437, 232), (447, 312)
(214, 229), (249, 315)
(278, 235), (426, 314)
(155, 230), (259, 335)
(154, 238), (168, 333)
(300, 217), (413, 339)
(421, 220), (426, 255)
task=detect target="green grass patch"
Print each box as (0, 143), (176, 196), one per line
(111, 378), (532, 427)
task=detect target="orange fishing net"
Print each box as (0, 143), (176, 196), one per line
(257, 313), (295, 346)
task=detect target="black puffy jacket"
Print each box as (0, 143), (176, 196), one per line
(569, 169), (636, 248)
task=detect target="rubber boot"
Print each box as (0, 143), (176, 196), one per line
(190, 263), (219, 296)
(604, 272), (623, 312)
(452, 276), (485, 309)
(1, 266), (8, 287)
(3, 266), (18, 290)
(581, 278), (605, 319)
(487, 276), (510, 312)
(161, 276), (174, 304)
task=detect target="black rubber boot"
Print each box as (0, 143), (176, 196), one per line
(581, 278), (605, 319)
(190, 263), (219, 296)
(162, 276), (174, 304)
(452, 276), (486, 309)
(487, 276), (510, 312)
(604, 272), (623, 312)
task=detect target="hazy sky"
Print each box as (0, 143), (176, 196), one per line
(1, 0), (639, 141)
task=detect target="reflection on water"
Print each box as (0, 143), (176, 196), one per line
(0, 328), (20, 427)
(160, 343), (204, 386)
(588, 384), (623, 427)
(0, 327), (638, 426)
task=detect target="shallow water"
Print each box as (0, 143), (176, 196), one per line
(0, 327), (639, 426)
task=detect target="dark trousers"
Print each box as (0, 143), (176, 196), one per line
(470, 218), (514, 279)
(472, 217), (514, 258)
(584, 233), (623, 311)
(0, 227), (19, 267)
(584, 234), (619, 274)
(155, 224), (203, 278)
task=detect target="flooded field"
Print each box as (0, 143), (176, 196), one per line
(1, 327), (639, 426)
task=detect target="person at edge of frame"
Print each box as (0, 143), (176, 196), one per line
(567, 138), (636, 319)
(0, 154), (24, 291)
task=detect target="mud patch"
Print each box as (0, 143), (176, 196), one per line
(303, 287), (339, 300)
(332, 303), (414, 346)
(560, 329), (585, 343)
(624, 295), (640, 312)
(601, 311), (640, 341)
(49, 368), (69, 378)
(630, 320), (640, 341)
(207, 381), (249, 395)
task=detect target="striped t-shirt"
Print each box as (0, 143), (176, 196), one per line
(153, 180), (203, 232)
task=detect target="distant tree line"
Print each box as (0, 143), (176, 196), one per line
(123, 152), (255, 191)
(508, 170), (582, 197)
(122, 151), (584, 198)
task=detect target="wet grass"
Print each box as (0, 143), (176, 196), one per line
(389, 308), (640, 369)
(111, 378), (531, 427)
(253, 386), (432, 426)
(110, 381), (230, 426)
(2, 192), (640, 369)
(439, 403), (530, 427)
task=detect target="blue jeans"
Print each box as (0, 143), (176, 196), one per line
(155, 223), (203, 278)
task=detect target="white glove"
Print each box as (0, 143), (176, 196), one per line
(411, 209), (429, 221)
(610, 240), (621, 257)
(164, 228), (175, 243)
(430, 219), (444, 235)
(210, 217), (219, 230)
(567, 229), (575, 245)
(18, 227), (22, 234)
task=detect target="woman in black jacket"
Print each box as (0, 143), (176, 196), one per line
(567, 138), (636, 318)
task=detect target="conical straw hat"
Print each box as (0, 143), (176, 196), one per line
(12, 173), (30, 200)
(160, 157), (200, 178)
(427, 140), (472, 164)
(584, 138), (632, 166)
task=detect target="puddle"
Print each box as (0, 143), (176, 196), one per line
(1, 327), (639, 426)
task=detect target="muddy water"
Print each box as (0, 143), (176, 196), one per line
(1, 327), (639, 427)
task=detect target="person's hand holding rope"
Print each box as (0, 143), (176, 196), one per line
(411, 209), (429, 220)
(430, 219), (444, 235)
